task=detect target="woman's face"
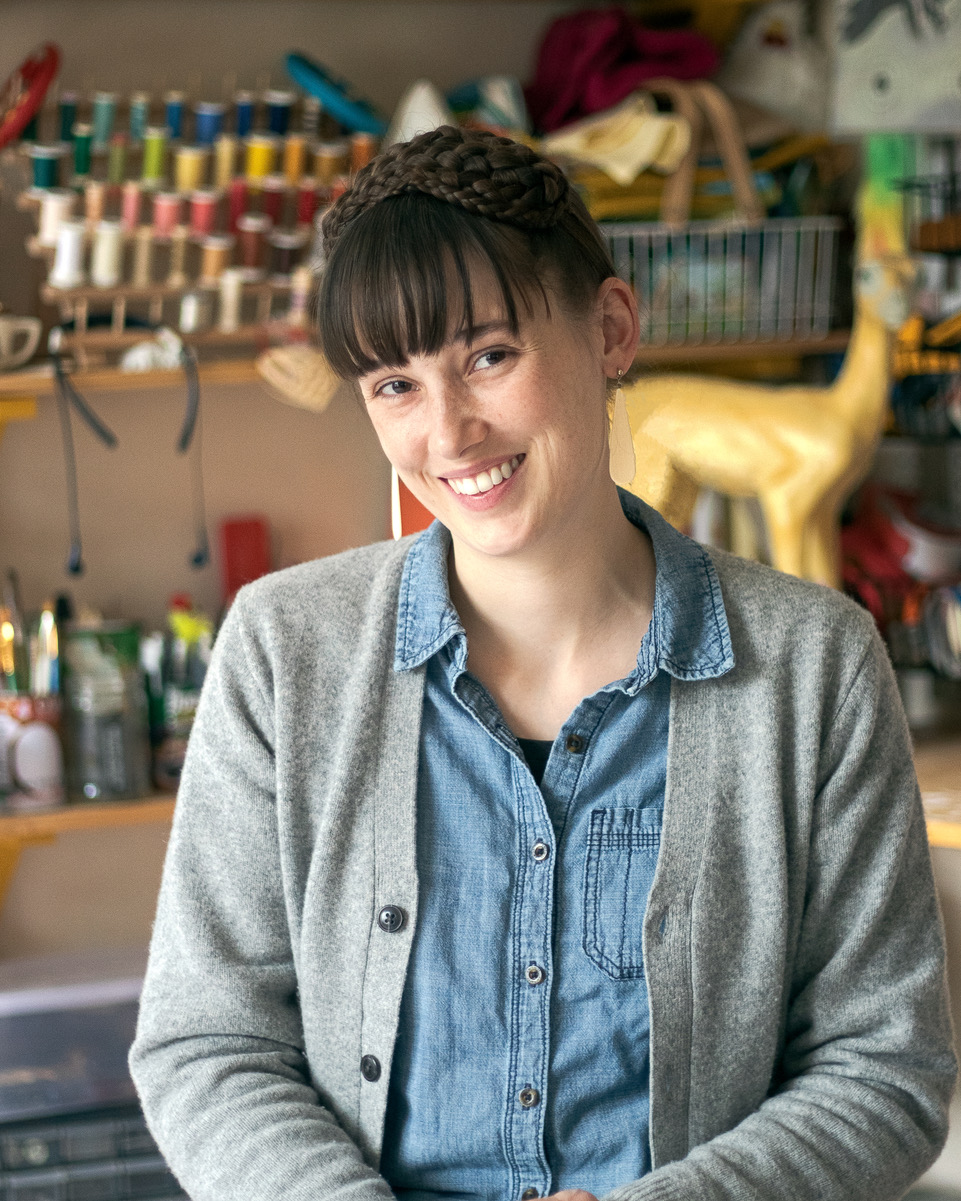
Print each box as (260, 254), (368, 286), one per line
(357, 274), (636, 562)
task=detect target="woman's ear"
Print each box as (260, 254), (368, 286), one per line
(597, 277), (640, 376)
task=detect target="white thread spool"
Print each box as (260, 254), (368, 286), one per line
(131, 226), (155, 288)
(218, 267), (244, 332)
(91, 219), (124, 288)
(38, 189), (76, 248)
(48, 220), (87, 289)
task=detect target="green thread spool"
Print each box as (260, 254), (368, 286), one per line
(72, 123), (93, 177)
(58, 92), (78, 142)
(142, 126), (168, 185)
(107, 134), (127, 184)
(129, 92), (150, 142)
(91, 92), (117, 148)
(29, 145), (63, 189)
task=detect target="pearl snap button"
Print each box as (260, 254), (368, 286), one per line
(525, 964), (546, 986)
(518, 1087), (540, 1108)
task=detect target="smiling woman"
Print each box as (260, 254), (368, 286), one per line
(130, 127), (956, 1201)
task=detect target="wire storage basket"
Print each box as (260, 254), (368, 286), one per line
(599, 216), (843, 348)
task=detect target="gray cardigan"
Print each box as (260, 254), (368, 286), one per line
(130, 535), (956, 1201)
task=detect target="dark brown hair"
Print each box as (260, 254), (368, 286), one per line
(316, 126), (616, 379)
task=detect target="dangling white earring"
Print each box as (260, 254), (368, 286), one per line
(608, 369), (636, 488)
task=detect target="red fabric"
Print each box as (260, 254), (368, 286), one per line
(526, 9), (719, 133)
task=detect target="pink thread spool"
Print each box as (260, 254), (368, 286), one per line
(236, 212), (271, 278)
(153, 191), (182, 240)
(296, 178), (319, 227)
(121, 181), (142, 232)
(189, 189), (220, 238)
(261, 175), (287, 225)
(227, 177), (248, 233)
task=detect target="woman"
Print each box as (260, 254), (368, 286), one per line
(130, 127), (955, 1201)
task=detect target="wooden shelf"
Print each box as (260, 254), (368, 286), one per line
(630, 330), (851, 366)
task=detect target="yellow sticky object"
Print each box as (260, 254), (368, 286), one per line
(541, 93), (691, 187)
(169, 609), (213, 646)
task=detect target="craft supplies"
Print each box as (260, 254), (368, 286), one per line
(167, 225), (189, 287)
(214, 134), (237, 188)
(296, 178), (320, 226)
(49, 220), (87, 289)
(314, 140), (349, 184)
(129, 92), (150, 142)
(179, 289), (212, 332)
(38, 188), (75, 247)
(200, 233), (234, 280)
(194, 101), (226, 146)
(301, 94), (321, 138)
(131, 224), (154, 286)
(264, 89), (294, 135)
(91, 219), (124, 287)
(227, 176), (247, 232)
(189, 189), (219, 238)
(91, 91), (117, 148)
(121, 180), (142, 231)
(28, 143), (62, 189)
(175, 144), (208, 192)
(218, 266), (245, 330)
(234, 90), (255, 136)
(236, 212), (270, 277)
(268, 227), (308, 279)
(0, 693), (65, 810)
(283, 134), (307, 185)
(164, 90), (185, 140)
(153, 191), (181, 239)
(286, 264), (313, 328)
(72, 123), (93, 177)
(350, 131), (377, 174)
(107, 133), (127, 184)
(84, 179), (107, 224)
(261, 175), (287, 224)
(58, 91), (78, 142)
(142, 125), (167, 185)
(330, 174), (350, 201)
(245, 133), (277, 181)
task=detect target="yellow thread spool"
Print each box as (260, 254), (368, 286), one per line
(214, 135), (237, 190)
(175, 145), (209, 193)
(283, 135), (307, 186)
(245, 134), (277, 183)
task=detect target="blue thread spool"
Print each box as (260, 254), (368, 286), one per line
(194, 101), (225, 146)
(129, 92), (150, 142)
(264, 90), (294, 136)
(58, 92), (78, 142)
(21, 115), (38, 142)
(234, 91), (255, 137)
(29, 144), (63, 189)
(92, 92), (117, 148)
(164, 91), (185, 140)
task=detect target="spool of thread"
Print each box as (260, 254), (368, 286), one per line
(261, 175), (287, 225)
(330, 174), (351, 202)
(131, 225), (155, 287)
(213, 134), (236, 189)
(58, 92), (79, 142)
(175, 144), (208, 192)
(301, 95), (321, 138)
(107, 134), (127, 184)
(141, 126), (167, 186)
(38, 188), (76, 247)
(167, 225), (189, 286)
(245, 134), (277, 182)
(189, 189), (219, 238)
(28, 144), (63, 189)
(121, 180), (142, 231)
(164, 91), (185, 140)
(236, 212), (270, 278)
(314, 140), (349, 186)
(218, 267), (245, 331)
(264, 90), (294, 136)
(48, 220), (87, 289)
(72, 124), (93, 177)
(91, 219), (124, 287)
(268, 227), (308, 280)
(153, 191), (181, 239)
(129, 92), (150, 142)
(282, 135), (307, 186)
(287, 264), (313, 329)
(350, 132), (378, 175)
(295, 178), (319, 227)
(227, 177), (248, 233)
(179, 290), (212, 333)
(200, 233), (234, 281)
(234, 91), (255, 137)
(91, 91), (117, 148)
(84, 180), (107, 224)
(21, 114), (38, 142)
(194, 102), (226, 147)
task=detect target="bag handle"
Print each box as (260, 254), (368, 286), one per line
(642, 77), (703, 229)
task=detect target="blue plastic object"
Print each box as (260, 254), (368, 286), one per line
(285, 53), (387, 136)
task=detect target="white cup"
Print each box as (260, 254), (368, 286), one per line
(0, 315), (42, 371)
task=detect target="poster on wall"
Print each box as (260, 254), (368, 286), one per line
(832, 0), (961, 132)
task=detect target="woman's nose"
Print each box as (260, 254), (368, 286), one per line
(429, 386), (487, 462)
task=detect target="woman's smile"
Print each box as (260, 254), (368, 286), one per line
(445, 454), (524, 499)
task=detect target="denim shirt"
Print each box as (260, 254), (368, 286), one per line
(382, 492), (734, 1201)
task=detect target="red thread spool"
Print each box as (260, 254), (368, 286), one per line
(236, 212), (271, 277)
(296, 178), (319, 227)
(227, 177), (248, 233)
(189, 189), (220, 238)
(153, 191), (182, 239)
(261, 175), (287, 225)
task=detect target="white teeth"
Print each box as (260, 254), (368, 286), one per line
(460, 476), (479, 495)
(500, 460), (512, 480)
(490, 466), (503, 486)
(476, 471), (494, 493)
(448, 455), (522, 497)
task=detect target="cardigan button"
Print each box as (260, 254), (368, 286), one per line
(377, 905), (407, 933)
(360, 1055), (381, 1083)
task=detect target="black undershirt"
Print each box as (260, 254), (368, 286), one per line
(517, 737), (553, 785)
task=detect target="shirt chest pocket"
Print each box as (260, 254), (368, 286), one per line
(583, 807), (662, 981)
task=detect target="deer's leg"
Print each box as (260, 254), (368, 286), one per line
(802, 500), (843, 589)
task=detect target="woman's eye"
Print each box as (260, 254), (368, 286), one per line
(377, 379), (414, 398)
(474, 349), (509, 371)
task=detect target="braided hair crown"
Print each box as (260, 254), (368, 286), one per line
(321, 125), (572, 259)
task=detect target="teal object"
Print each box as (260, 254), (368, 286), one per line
(285, 53), (386, 136)
(58, 92), (78, 142)
(129, 92), (150, 142)
(72, 123), (92, 175)
(29, 144), (62, 188)
(92, 91), (116, 147)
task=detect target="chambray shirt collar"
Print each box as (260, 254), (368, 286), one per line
(393, 489), (734, 687)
